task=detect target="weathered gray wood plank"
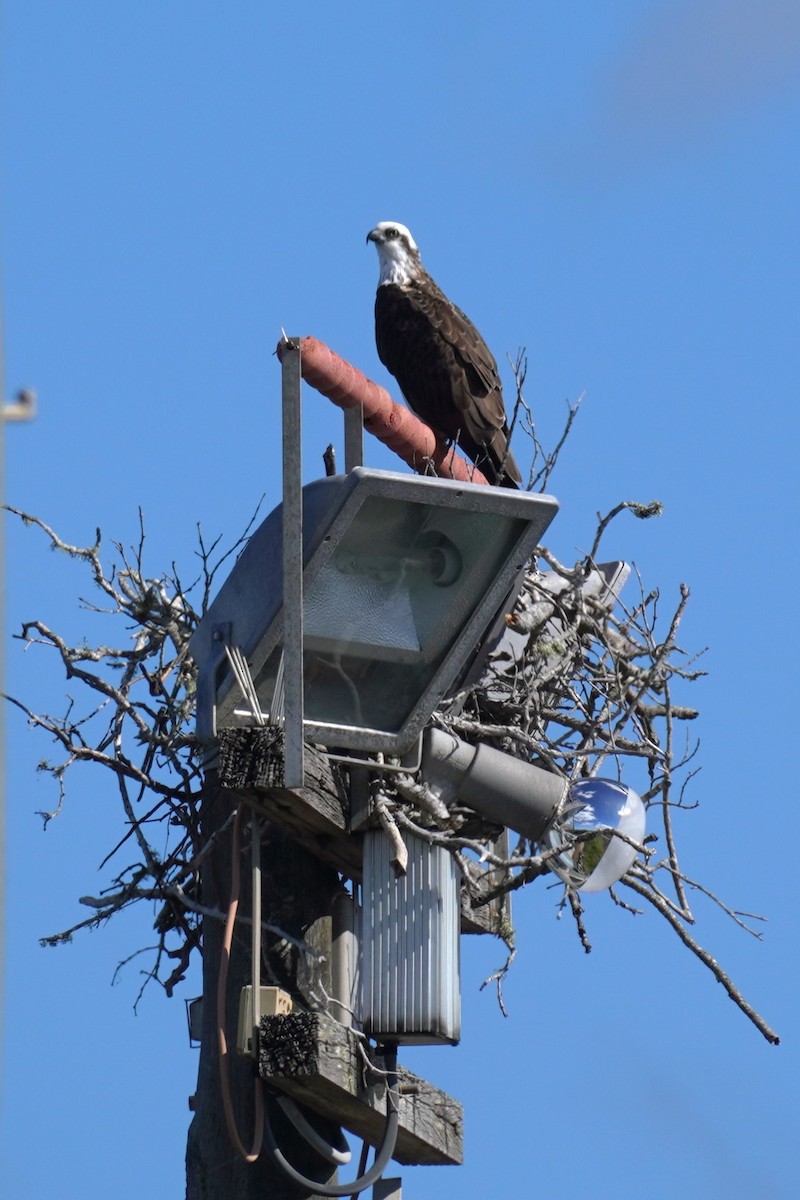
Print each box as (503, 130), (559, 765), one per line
(217, 729), (362, 876)
(259, 1011), (463, 1167)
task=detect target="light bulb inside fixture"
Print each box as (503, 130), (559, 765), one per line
(544, 778), (646, 893)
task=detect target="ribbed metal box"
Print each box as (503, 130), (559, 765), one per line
(360, 829), (461, 1045)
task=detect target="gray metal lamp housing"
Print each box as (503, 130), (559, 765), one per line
(422, 729), (646, 892)
(190, 468), (558, 754)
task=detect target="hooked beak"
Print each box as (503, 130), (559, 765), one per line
(366, 228), (380, 245)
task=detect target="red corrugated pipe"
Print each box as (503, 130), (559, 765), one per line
(276, 336), (490, 487)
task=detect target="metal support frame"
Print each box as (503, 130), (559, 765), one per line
(344, 404), (363, 472)
(280, 341), (365, 786)
(281, 340), (305, 788)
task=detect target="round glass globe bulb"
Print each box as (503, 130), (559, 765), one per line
(545, 778), (646, 892)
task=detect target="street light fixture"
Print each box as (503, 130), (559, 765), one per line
(190, 468), (558, 757)
(421, 728), (645, 891)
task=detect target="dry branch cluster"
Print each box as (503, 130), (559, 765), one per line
(3, 384), (779, 1042)
(5, 507), (262, 999)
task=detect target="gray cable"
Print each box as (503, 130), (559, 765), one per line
(276, 1095), (352, 1166)
(262, 1045), (400, 1197)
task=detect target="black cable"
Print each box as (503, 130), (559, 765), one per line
(262, 1044), (400, 1197)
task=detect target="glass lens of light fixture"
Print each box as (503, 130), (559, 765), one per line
(544, 778), (645, 892)
(255, 495), (528, 736)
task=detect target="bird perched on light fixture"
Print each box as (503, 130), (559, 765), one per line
(367, 221), (521, 488)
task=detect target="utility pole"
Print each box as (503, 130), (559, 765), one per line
(185, 737), (467, 1200)
(185, 773), (342, 1199)
(184, 341), (562, 1198)
(1, 326), (5, 1082)
(1, 368), (36, 1084)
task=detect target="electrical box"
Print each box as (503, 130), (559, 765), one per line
(360, 828), (461, 1045)
(237, 985), (293, 1056)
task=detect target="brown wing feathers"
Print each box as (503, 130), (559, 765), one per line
(375, 274), (521, 487)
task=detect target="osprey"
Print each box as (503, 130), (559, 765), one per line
(367, 221), (521, 487)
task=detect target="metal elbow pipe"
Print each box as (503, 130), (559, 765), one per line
(421, 727), (567, 842)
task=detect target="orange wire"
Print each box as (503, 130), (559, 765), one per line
(217, 802), (265, 1162)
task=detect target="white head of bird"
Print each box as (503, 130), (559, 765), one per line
(367, 221), (422, 286)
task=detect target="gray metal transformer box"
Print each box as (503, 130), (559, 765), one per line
(360, 829), (461, 1045)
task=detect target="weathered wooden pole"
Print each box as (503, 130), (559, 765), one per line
(185, 774), (341, 1200)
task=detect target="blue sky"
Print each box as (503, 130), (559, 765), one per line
(2, 2), (798, 1197)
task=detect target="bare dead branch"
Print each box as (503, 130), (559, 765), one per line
(622, 874), (780, 1045)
